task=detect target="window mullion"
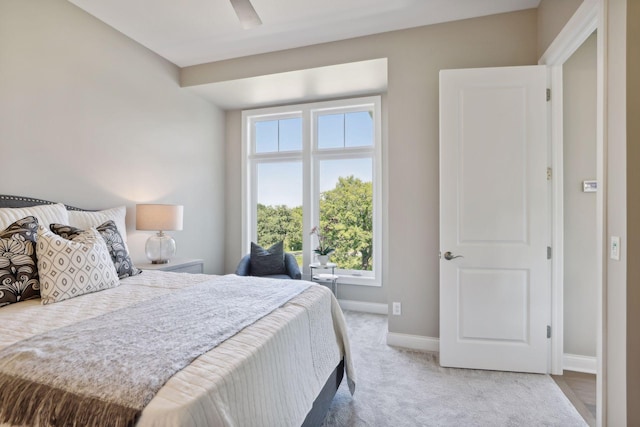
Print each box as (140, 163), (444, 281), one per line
(302, 110), (313, 274)
(342, 114), (346, 148)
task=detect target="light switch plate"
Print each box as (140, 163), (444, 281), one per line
(610, 236), (620, 261)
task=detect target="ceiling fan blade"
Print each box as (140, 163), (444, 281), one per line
(229, 0), (262, 29)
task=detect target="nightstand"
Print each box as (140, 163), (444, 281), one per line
(309, 263), (339, 297)
(138, 258), (204, 274)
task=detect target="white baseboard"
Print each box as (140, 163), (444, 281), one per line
(386, 332), (439, 352)
(563, 353), (597, 374)
(338, 299), (388, 315)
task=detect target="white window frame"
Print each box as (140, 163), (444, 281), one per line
(242, 96), (382, 286)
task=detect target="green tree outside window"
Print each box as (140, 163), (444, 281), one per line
(256, 175), (373, 271)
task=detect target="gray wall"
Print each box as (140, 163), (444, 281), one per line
(537, 0), (584, 58)
(183, 10), (539, 336)
(563, 33), (597, 358)
(0, 0), (226, 274)
(627, 0), (640, 423)
(606, 0), (628, 423)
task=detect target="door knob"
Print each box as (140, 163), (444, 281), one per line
(443, 251), (463, 260)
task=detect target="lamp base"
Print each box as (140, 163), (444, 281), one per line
(145, 231), (176, 264)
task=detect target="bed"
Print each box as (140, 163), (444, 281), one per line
(0, 195), (354, 427)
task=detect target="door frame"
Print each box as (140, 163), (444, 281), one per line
(538, 0), (605, 425)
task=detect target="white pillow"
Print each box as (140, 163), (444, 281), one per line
(0, 203), (69, 230)
(68, 206), (128, 242)
(36, 226), (120, 305)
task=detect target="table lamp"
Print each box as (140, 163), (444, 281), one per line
(136, 204), (183, 264)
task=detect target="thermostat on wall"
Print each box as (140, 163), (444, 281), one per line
(583, 180), (598, 193)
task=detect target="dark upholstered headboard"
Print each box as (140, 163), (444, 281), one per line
(0, 194), (86, 211)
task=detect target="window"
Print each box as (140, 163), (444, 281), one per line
(242, 97), (382, 286)
(255, 117), (302, 153)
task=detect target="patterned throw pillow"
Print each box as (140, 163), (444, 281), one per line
(36, 226), (120, 305)
(50, 220), (141, 279)
(68, 206), (128, 242)
(0, 216), (40, 307)
(250, 241), (286, 276)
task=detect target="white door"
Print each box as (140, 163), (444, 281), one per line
(439, 65), (550, 374)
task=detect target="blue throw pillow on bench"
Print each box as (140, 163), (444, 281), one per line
(250, 241), (286, 276)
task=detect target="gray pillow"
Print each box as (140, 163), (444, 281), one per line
(50, 220), (141, 279)
(250, 241), (286, 276)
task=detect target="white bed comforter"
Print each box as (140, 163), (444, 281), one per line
(0, 271), (354, 427)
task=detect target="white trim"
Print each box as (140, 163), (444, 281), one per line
(563, 353), (598, 375)
(386, 332), (439, 352)
(337, 299), (388, 315)
(241, 110), (249, 257)
(595, 2), (607, 425)
(549, 64), (565, 376)
(538, 0), (604, 425)
(242, 96), (383, 286)
(539, 0), (599, 66)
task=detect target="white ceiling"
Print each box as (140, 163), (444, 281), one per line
(68, 0), (540, 68)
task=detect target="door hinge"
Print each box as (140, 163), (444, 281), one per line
(547, 246), (552, 259)
(547, 325), (552, 338)
(546, 88), (551, 101)
(547, 167), (552, 180)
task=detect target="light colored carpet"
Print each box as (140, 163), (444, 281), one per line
(322, 311), (587, 427)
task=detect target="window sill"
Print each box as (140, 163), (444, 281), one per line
(304, 273), (380, 286)
(337, 274), (381, 287)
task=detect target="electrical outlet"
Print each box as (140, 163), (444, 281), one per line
(392, 302), (401, 316)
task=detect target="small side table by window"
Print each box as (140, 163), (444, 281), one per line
(138, 258), (204, 274)
(309, 263), (339, 298)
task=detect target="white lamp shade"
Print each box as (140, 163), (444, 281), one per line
(136, 204), (184, 231)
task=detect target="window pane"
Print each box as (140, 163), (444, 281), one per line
(345, 111), (373, 147)
(256, 162), (303, 265)
(255, 120), (278, 153)
(255, 118), (302, 153)
(318, 158), (373, 271)
(317, 114), (344, 149)
(279, 118), (302, 151)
